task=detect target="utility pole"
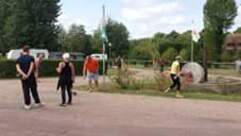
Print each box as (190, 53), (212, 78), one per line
(191, 21), (194, 62)
(108, 43), (112, 68)
(102, 5), (106, 84)
(191, 40), (194, 62)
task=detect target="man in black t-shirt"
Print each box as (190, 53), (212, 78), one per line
(16, 46), (43, 110)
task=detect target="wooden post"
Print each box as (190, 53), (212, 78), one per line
(203, 45), (208, 82)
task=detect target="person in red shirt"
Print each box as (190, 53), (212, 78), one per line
(83, 55), (99, 92)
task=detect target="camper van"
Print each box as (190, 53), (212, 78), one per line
(7, 49), (49, 60)
(49, 52), (85, 61)
(91, 54), (108, 61)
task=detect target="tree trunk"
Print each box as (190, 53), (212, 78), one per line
(203, 45), (208, 82)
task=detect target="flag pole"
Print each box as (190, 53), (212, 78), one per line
(191, 39), (194, 62)
(191, 20), (194, 62)
(102, 5), (106, 84)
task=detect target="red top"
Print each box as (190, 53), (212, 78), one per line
(85, 58), (99, 73)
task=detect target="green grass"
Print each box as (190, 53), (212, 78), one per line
(76, 84), (241, 103)
(129, 64), (146, 69)
(98, 68), (241, 102)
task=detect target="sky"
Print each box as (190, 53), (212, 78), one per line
(58, 0), (241, 39)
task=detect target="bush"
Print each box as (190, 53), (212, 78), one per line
(109, 66), (171, 91)
(154, 72), (171, 91)
(0, 60), (107, 79)
(112, 67), (134, 89)
(0, 56), (6, 60)
(0, 60), (17, 78)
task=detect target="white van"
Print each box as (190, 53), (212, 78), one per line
(7, 49), (49, 60)
(91, 54), (108, 61)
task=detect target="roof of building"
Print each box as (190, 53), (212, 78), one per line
(225, 33), (241, 45)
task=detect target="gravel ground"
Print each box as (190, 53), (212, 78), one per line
(0, 77), (241, 136)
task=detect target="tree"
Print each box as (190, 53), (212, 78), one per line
(161, 48), (178, 61)
(130, 39), (160, 60)
(84, 35), (92, 55)
(179, 49), (190, 61)
(91, 29), (103, 53)
(221, 51), (236, 61)
(153, 32), (165, 39)
(92, 19), (129, 57)
(0, 0), (14, 53)
(204, 0), (237, 61)
(0, 0), (61, 52)
(154, 31), (184, 54)
(103, 19), (129, 57)
(234, 27), (241, 34)
(177, 30), (203, 61)
(166, 31), (180, 40)
(57, 25), (67, 51)
(152, 35), (169, 55)
(176, 31), (191, 49)
(176, 31), (191, 60)
(63, 24), (92, 54)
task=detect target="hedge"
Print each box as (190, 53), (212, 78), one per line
(0, 60), (17, 78)
(0, 60), (107, 79)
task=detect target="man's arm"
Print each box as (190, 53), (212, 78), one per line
(70, 63), (76, 82)
(96, 61), (99, 74)
(26, 62), (35, 77)
(56, 62), (63, 74)
(35, 59), (39, 73)
(16, 64), (27, 79)
(177, 63), (181, 77)
(83, 60), (87, 77)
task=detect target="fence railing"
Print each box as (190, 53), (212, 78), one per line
(114, 59), (237, 70)
(208, 62), (235, 69)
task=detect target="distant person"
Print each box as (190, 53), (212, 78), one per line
(235, 58), (241, 73)
(164, 56), (183, 98)
(115, 56), (123, 70)
(35, 54), (44, 81)
(57, 53), (76, 107)
(16, 45), (43, 110)
(159, 58), (166, 73)
(153, 59), (159, 71)
(83, 55), (99, 92)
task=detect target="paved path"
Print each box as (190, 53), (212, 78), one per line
(0, 78), (241, 136)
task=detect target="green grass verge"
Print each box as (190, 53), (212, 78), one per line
(80, 68), (241, 102)
(76, 85), (241, 102)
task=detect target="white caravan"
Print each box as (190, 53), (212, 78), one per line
(7, 49), (49, 60)
(91, 54), (108, 61)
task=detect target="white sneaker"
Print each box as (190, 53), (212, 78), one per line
(87, 88), (94, 93)
(164, 88), (170, 93)
(176, 92), (184, 98)
(35, 103), (44, 108)
(24, 105), (31, 110)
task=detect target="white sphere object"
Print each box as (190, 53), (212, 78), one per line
(182, 62), (205, 84)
